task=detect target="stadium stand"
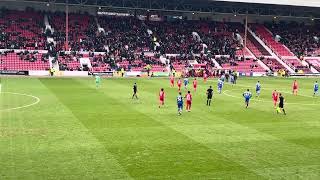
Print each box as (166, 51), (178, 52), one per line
(0, 51), (49, 71)
(97, 16), (152, 53)
(48, 12), (97, 52)
(245, 33), (271, 57)
(252, 24), (294, 57)
(282, 58), (312, 73)
(261, 58), (285, 71)
(266, 22), (320, 57)
(305, 58), (320, 72)
(0, 6), (319, 74)
(213, 54), (265, 73)
(0, 9), (45, 50)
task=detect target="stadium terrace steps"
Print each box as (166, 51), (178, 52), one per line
(211, 59), (222, 69)
(261, 58), (286, 72)
(304, 57), (320, 72)
(248, 28), (295, 73)
(58, 56), (81, 71)
(235, 48), (253, 57)
(0, 52), (49, 71)
(49, 13), (97, 51)
(0, 8), (318, 74)
(244, 32), (271, 57)
(253, 25), (294, 57)
(282, 58), (313, 73)
(256, 59), (271, 72)
(221, 59), (266, 73)
(0, 10), (46, 50)
(251, 25), (314, 73)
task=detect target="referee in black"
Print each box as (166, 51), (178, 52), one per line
(206, 86), (213, 106)
(132, 83), (138, 99)
(278, 93), (286, 115)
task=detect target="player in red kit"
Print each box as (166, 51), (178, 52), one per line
(185, 91), (192, 112)
(292, 80), (298, 96)
(272, 90), (279, 109)
(203, 73), (208, 83)
(170, 76), (174, 87)
(159, 88), (165, 108)
(193, 78), (198, 92)
(177, 78), (182, 91)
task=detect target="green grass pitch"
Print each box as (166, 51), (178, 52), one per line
(0, 77), (320, 179)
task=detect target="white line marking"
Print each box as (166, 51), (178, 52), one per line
(0, 92), (41, 111)
(223, 90), (319, 106)
(224, 83), (315, 98)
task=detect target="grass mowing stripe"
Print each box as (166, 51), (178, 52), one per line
(254, 164), (320, 179)
(37, 78), (133, 180)
(0, 77), (121, 179)
(88, 77), (320, 179)
(0, 78), (44, 179)
(76, 78), (266, 179)
(1, 76), (319, 179)
(67, 78), (263, 179)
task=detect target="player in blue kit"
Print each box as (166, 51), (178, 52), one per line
(256, 81), (261, 97)
(230, 75), (235, 85)
(243, 89), (252, 108)
(217, 79), (223, 94)
(177, 92), (184, 115)
(184, 77), (189, 90)
(314, 81), (319, 96)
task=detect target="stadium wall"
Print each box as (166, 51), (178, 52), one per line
(183, 13), (315, 24)
(0, 1), (316, 24)
(0, 1), (98, 14)
(28, 70), (89, 77)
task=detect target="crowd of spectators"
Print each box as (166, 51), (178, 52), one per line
(266, 22), (320, 57)
(0, 8), (243, 69)
(0, 9), (45, 50)
(2, 8), (320, 73)
(17, 50), (39, 62)
(48, 12), (98, 52)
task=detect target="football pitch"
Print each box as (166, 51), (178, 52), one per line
(0, 77), (319, 179)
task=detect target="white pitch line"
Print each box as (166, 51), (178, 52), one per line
(0, 92), (41, 111)
(223, 90), (319, 106)
(224, 82), (318, 98)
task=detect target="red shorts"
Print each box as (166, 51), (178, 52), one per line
(171, 80), (174, 84)
(160, 98), (164, 101)
(186, 101), (192, 105)
(178, 84), (181, 87)
(293, 86), (298, 90)
(193, 85), (197, 88)
(273, 99), (278, 103)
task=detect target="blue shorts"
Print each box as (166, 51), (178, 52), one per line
(245, 98), (250, 102)
(178, 103), (183, 109)
(184, 83), (188, 86)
